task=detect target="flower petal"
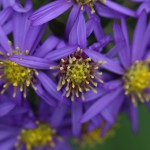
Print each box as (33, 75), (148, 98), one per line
(81, 88), (123, 123)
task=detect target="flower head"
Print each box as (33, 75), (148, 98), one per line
(81, 11), (150, 133)
(0, 100), (72, 150)
(30, 0), (136, 26)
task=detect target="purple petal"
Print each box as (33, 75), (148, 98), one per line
(0, 7), (12, 25)
(104, 1), (136, 17)
(95, 3), (124, 18)
(132, 10), (147, 62)
(81, 88), (123, 123)
(0, 102), (16, 117)
(9, 55), (52, 69)
(30, 0), (73, 25)
(0, 25), (11, 53)
(12, 0), (32, 12)
(85, 49), (124, 75)
(0, 137), (18, 150)
(36, 83), (57, 106)
(69, 10), (87, 48)
(129, 102), (138, 133)
(45, 46), (77, 60)
(35, 35), (60, 57)
(65, 5), (80, 37)
(13, 12), (31, 51)
(113, 22), (131, 68)
(50, 104), (68, 128)
(36, 71), (63, 101)
(72, 102), (82, 137)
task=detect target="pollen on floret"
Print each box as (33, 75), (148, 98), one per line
(16, 122), (60, 150)
(0, 41), (37, 98)
(75, 0), (106, 13)
(50, 48), (105, 101)
(123, 60), (150, 106)
(75, 123), (115, 147)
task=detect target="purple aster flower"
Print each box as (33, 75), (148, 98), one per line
(39, 10), (124, 136)
(0, 5), (63, 106)
(30, 0), (136, 26)
(81, 10), (150, 133)
(131, 0), (150, 14)
(0, 99), (72, 150)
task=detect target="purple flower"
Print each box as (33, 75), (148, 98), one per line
(81, 10), (150, 133)
(30, 0), (136, 26)
(40, 10), (124, 136)
(0, 5), (62, 106)
(0, 100), (73, 150)
(131, 0), (150, 14)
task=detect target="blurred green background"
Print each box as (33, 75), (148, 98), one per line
(73, 105), (150, 150)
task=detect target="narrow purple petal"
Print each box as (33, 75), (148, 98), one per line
(35, 35), (60, 57)
(50, 104), (68, 128)
(0, 102), (16, 117)
(36, 71), (63, 101)
(129, 102), (138, 133)
(13, 12), (30, 51)
(12, 0), (32, 12)
(0, 25), (11, 53)
(36, 83), (57, 106)
(65, 5), (80, 37)
(81, 88), (123, 123)
(104, 0), (136, 17)
(30, 0), (73, 25)
(9, 55), (52, 69)
(0, 7), (12, 25)
(72, 102), (82, 137)
(113, 22), (131, 68)
(45, 46), (77, 60)
(85, 49), (124, 75)
(69, 10), (87, 48)
(132, 10), (147, 62)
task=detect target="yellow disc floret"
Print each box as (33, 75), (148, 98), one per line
(3, 60), (32, 87)
(77, 125), (115, 147)
(0, 44), (37, 98)
(68, 59), (90, 84)
(18, 123), (56, 150)
(123, 60), (150, 105)
(50, 48), (104, 101)
(75, 0), (105, 13)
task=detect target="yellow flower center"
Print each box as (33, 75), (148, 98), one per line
(50, 48), (104, 101)
(78, 126), (115, 147)
(3, 60), (33, 87)
(75, 0), (105, 13)
(123, 60), (150, 105)
(17, 123), (56, 150)
(0, 45), (37, 98)
(68, 59), (90, 84)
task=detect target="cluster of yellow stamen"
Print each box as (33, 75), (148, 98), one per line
(77, 124), (115, 147)
(16, 122), (59, 150)
(75, 0), (106, 13)
(50, 48), (104, 101)
(123, 60), (150, 106)
(0, 41), (38, 98)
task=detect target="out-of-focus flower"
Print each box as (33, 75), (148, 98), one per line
(30, 0), (136, 26)
(0, 99), (73, 150)
(81, 10), (150, 133)
(0, 5), (63, 106)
